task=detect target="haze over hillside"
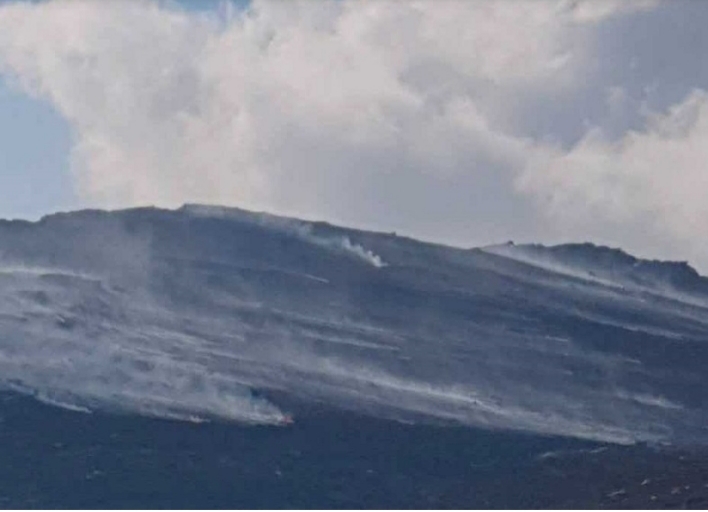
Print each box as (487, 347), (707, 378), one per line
(0, 205), (707, 446)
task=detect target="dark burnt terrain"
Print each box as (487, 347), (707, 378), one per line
(1, 391), (707, 509)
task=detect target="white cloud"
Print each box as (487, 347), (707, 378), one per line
(520, 88), (708, 266)
(567, 0), (658, 23)
(0, 0), (598, 209)
(6, 0), (706, 270)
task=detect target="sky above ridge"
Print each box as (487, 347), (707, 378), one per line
(1, 0), (708, 270)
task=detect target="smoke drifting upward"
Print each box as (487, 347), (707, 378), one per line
(1, 1), (708, 269)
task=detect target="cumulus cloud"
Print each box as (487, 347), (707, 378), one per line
(3, 0), (708, 268)
(520, 89), (708, 265)
(567, 0), (658, 23)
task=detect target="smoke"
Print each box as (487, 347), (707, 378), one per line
(183, 204), (387, 266)
(0, 207), (704, 443)
(0, 263), (288, 424)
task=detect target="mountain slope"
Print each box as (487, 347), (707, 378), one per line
(0, 205), (707, 445)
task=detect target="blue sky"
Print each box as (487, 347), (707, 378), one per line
(0, 77), (73, 218)
(1, 0), (708, 270)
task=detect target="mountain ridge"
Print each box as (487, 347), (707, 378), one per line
(483, 241), (708, 298)
(26, 203), (707, 285)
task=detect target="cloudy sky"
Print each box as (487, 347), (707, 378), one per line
(0, 0), (707, 269)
